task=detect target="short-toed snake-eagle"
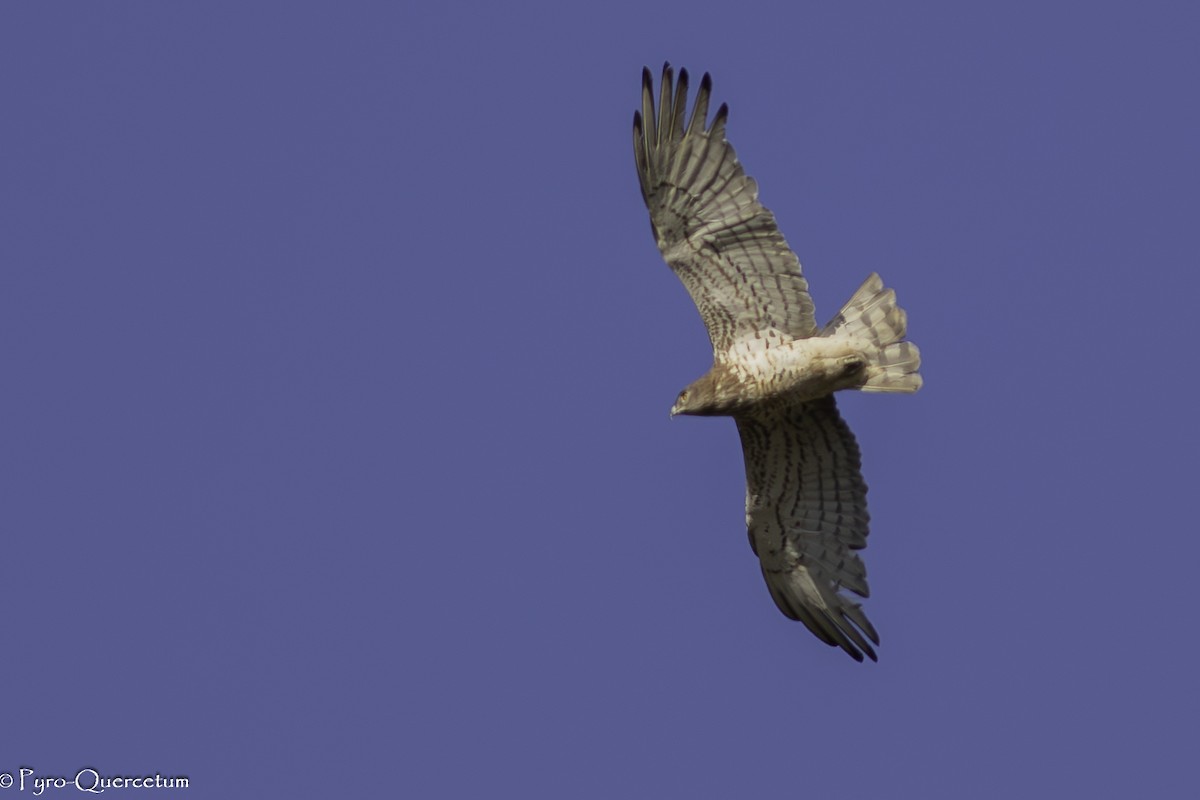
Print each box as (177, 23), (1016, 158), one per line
(633, 64), (922, 661)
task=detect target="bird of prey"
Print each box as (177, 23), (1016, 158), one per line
(633, 64), (921, 662)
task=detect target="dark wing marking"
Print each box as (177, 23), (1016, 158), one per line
(633, 63), (817, 354)
(735, 396), (879, 661)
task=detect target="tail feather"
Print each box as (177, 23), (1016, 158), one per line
(825, 273), (922, 394)
(863, 341), (923, 393)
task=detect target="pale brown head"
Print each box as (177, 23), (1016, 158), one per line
(670, 371), (740, 417)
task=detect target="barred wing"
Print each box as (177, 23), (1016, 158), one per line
(633, 64), (817, 355)
(735, 396), (880, 661)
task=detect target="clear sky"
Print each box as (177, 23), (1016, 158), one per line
(3, 2), (1197, 798)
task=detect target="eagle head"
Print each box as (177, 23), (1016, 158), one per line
(670, 372), (737, 417)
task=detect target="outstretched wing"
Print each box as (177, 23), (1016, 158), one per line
(735, 396), (880, 661)
(633, 64), (818, 355)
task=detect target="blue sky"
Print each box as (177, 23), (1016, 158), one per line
(2, 2), (1197, 797)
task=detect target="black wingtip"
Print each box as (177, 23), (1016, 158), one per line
(700, 72), (712, 93)
(840, 640), (876, 663)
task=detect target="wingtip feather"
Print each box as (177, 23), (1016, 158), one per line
(711, 102), (729, 136)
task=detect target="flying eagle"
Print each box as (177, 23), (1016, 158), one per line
(633, 64), (922, 661)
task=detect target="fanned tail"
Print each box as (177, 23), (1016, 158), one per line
(823, 273), (923, 393)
